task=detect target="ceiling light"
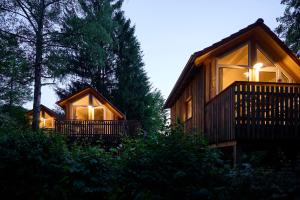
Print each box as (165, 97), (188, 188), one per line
(253, 62), (263, 70)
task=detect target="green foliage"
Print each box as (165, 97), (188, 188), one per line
(56, 1), (167, 134)
(276, 0), (300, 56)
(0, 129), (116, 199)
(56, 0), (122, 98)
(0, 0), (75, 130)
(62, 146), (117, 199)
(0, 33), (32, 106)
(0, 127), (299, 199)
(0, 130), (69, 199)
(224, 165), (300, 199)
(114, 129), (225, 199)
(0, 105), (29, 131)
(111, 11), (167, 133)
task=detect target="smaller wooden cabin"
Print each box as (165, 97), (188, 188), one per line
(56, 86), (125, 121)
(27, 104), (57, 129)
(54, 86), (140, 140)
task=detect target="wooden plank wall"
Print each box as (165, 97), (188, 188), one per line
(170, 67), (205, 133)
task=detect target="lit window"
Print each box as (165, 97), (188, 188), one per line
(219, 67), (249, 90)
(186, 98), (192, 120)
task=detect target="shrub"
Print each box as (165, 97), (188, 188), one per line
(0, 126), (299, 199)
(63, 146), (117, 200)
(0, 130), (69, 199)
(0, 129), (117, 200)
(0, 105), (29, 131)
(225, 165), (300, 199)
(113, 128), (226, 199)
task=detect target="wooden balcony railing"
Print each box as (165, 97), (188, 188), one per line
(55, 120), (140, 144)
(205, 81), (300, 144)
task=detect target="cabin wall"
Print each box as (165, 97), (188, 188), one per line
(170, 67), (205, 132)
(64, 102), (118, 121)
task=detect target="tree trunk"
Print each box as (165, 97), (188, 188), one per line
(31, 1), (44, 131)
(31, 58), (42, 131)
(9, 77), (13, 107)
(31, 34), (43, 131)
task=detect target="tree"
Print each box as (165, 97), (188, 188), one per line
(0, 0), (70, 130)
(111, 11), (166, 133)
(56, 1), (166, 133)
(0, 33), (32, 107)
(275, 0), (300, 56)
(55, 0), (121, 100)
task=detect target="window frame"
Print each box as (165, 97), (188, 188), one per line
(185, 97), (192, 121)
(216, 43), (294, 94)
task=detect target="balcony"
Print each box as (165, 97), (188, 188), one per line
(55, 120), (140, 144)
(205, 81), (300, 144)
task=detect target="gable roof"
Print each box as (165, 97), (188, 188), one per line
(27, 104), (58, 118)
(56, 86), (125, 119)
(164, 18), (300, 109)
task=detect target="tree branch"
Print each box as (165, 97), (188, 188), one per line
(45, 0), (61, 8)
(0, 6), (28, 19)
(0, 29), (33, 42)
(41, 82), (55, 86)
(42, 74), (54, 79)
(15, 0), (38, 33)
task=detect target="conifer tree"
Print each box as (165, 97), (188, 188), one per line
(111, 11), (166, 132)
(56, 0), (122, 99)
(0, 33), (32, 107)
(57, 0), (166, 133)
(276, 0), (300, 56)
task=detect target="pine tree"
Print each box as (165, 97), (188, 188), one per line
(276, 0), (300, 56)
(111, 11), (166, 132)
(0, 33), (32, 107)
(56, 0), (122, 99)
(56, 1), (166, 133)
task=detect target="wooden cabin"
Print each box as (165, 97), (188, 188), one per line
(164, 19), (300, 162)
(27, 104), (57, 129)
(56, 86), (125, 121)
(55, 86), (139, 139)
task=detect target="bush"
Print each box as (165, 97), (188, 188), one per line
(0, 127), (299, 199)
(0, 130), (68, 199)
(114, 128), (226, 199)
(0, 130), (116, 200)
(63, 146), (117, 199)
(0, 105), (29, 131)
(225, 165), (300, 199)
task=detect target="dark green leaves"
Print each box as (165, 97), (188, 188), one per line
(276, 0), (300, 56)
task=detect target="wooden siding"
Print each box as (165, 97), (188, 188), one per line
(205, 81), (300, 144)
(170, 67), (205, 132)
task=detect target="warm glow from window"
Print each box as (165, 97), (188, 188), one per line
(243, 72), (249, 78)
(88, 106), (94, 120)
(253, 62), (263, 70)
(186, 99), (192, 120)
(38, 114), (54, 128)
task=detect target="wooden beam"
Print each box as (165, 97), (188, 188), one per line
(209, 141), (237, 148)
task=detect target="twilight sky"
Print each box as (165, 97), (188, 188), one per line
(24, 0), (285, 109)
